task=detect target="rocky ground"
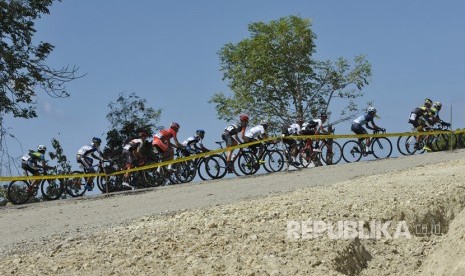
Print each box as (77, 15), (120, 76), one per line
(1, 150), (465, 275)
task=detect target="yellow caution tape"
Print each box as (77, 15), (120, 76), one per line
(1, 129), (464, 182)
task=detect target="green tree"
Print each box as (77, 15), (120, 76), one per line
(1, 0), (81, 174)
(104, 92), (162, 165)
(0, 0), (80, 119)
(210, 15), (372, 127)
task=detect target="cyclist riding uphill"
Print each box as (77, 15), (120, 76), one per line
(222, 114), (249, 173)
(21, 145), (54, 190)
(152, 122), (182, 171)
(243, 119), (269, 156)
(282, 118), (304, 165)
(408, 98), (435, 131)
(300, 113), (329, 153)
(351, 107), (385, 155)
(76, 137), (105, 191)
(182, 129), (210, 156)
(122, 131), (149, 189)
(430, 101), (451, 127)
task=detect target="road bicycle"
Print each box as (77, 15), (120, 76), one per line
(298, 125), (342, 167)
(172, 147), (212, 183)
(342, 129), (392, 163)
(7, 166), (65, 205)
(68, 160), (125, 196)
(205, 141), (259, 179)
(397, 125), (455, 155)
(249, 141), (285, 173)
(298, 136), (343, 168)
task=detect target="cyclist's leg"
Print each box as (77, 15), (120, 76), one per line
(225, 135), (238, 172)
(78, 156), (95, 185)
(22, 162), (40, 189)
(123, 149), (134, 184)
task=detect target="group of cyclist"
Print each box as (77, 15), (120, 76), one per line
(408, 98), (450, 151)
(21, 98), (451, 190)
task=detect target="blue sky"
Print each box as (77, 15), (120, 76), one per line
(3, 0), (465, 173)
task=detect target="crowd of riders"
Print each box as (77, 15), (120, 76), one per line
(21, 99), (451, 190)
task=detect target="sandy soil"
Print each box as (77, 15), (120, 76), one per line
(1, 150), (465, 275)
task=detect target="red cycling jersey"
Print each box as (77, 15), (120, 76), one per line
(152, 128), (177, 152)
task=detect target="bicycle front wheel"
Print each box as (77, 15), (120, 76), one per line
(66, 171), (87, 197)
(174, 160), (197, 183)
(205, 154), (227, 179)
(396, 135), (410, 156)
(41, 178), (64, 201)
(7, 180), (31, 205)
(321, 141), (342, 165)
(97, 174), (121, 193)
(263, 150), (284, 172)
(238, 151), (260, 175)
(342, 140), (363, 163)
(371, 137), (393, 159)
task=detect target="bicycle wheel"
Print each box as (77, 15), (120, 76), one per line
(7, 180), (31, 205)
(321, 141), (342, 165)
(396, 136), (410, 156)
(405, 135), (425, 155)
(205, 154), (227, 179)
(342, 140), (363, 163)
(174, 160), (197, 183)
(97, 174), (121, 192)
(263, 150), (284, 172)
(196, 158), (211, 181)
(40, 178), (63, 201)
(238, 151), (260, 175)
(371, 137), (393, 159)
(66, 171), (87, 197)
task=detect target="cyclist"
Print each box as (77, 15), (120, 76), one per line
(431, 102), (451, 127)
(300, 113), (329, 154)
(152, 122), (182, 171)
(222, 114), (249, 173)
(76, 137), (105, 191)
(351, 107), (384, 155)
(122, 131), (149, 189)
(21, 145), (54, 192)
(181, 129), (210, 156)
(243, 119), (269, 159)
(282, 118), (304, 166)
(408, 98), (435, 150)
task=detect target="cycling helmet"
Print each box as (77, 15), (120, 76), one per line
(367, 107), (377, 114)
(433, 101), (442, 111)
(260, 119), (269, 126)
(37, 145), (47, 153)
(296, 118), (304, 125)
(92, 137), (102, 144)
(424, 98), (433, 108)
(240, 114), (249, 122)
(196, 129), (205, 136)
(170, 122), (180, 131)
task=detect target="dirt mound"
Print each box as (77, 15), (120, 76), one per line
(1, 155), (465, 275)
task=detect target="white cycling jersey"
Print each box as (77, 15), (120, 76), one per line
(123, 138), (144, 151)
(287, 123), (301, 135)
(182, 136), (203, 148)
(77, 144), (102, 157)
(245, 125), (266, 139)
